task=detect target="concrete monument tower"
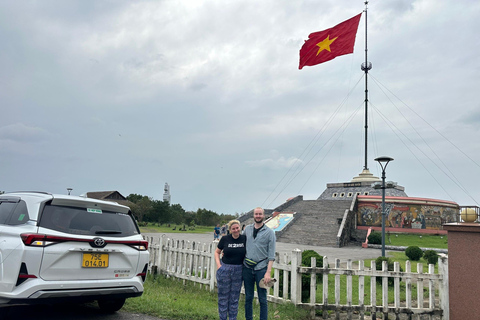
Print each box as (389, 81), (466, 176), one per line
(163, 182), (171, 203)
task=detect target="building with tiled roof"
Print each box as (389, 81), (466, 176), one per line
(85, 191), (134, 209)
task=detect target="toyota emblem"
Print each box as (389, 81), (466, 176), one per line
(93, 237), (106, 247)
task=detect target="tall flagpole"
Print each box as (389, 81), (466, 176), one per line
(361, 1), (372, 171)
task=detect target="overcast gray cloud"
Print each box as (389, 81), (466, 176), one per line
(1, 0), (479, 214)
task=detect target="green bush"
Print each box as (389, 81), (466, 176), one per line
(278, 250), (323, 303)
(301, 250), (323, 268)
(301, 250), (323, 302)
(423, 250), (439, 265)
(375, 256), (403, 286)
(405, 246), (423, 261)
(368, 231), (382, 244)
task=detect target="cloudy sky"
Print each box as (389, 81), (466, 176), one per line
(1, 0), (479, 215)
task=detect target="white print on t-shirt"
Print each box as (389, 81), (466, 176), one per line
(227, 243), (245, 248)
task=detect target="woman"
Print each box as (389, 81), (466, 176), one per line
(215, 220), (246, 320)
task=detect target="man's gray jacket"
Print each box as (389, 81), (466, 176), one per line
(244, 223), (276, 270)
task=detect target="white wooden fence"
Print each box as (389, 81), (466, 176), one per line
(145, 235), (448, 319)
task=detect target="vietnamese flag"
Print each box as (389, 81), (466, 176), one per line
(299, 13), (362, 69)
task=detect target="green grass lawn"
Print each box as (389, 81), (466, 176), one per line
(140, 223), (213, 234)
(382, 232), (448, 249)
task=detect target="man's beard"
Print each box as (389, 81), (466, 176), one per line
(254, 217), (264, 223)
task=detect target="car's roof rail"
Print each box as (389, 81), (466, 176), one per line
(5, 191), (53, 195)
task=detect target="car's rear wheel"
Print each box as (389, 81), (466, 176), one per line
(97, 298), (126, 313)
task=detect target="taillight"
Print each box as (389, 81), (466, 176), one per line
(21, 234), (83, 247)
(126, 240), (149, 251)
(20, 233), (149, 250)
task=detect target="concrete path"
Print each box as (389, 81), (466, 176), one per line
(144, 232), (388, 265)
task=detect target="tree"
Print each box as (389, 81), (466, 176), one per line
(195, 208), (218, 226)
(170, 203), (186, 225)
(130, 196), (153, 222)
(127, 193), (224, 226)
(151, 200), (170, 224)
(126, 193), (145, 204)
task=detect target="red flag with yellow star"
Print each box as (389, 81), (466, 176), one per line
(299, 13), (362, 69)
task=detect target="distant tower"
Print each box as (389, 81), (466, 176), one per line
(163, 183), (171, 203)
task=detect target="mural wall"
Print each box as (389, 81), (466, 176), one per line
(266, 213), (294, 232)
(357, 201), (458, 230)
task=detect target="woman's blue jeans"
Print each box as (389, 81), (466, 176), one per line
(242, 266), (268, 320)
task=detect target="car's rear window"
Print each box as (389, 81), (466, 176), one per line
(39, 204), (139, 237)
(0, 201), (18, 224)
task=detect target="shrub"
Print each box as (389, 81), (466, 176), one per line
(301, 250), (323, 268)
(301, 250), (323, 302)
(375, 256), (403, 286)
(278, 250), (323, 303)
(368, 231), (382, 244)
(423, 250), (439, 265)
(405, 246), (423, 261)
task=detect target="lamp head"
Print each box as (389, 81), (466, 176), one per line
(374, 156), (394, 164)
(375, 156), (394, 172)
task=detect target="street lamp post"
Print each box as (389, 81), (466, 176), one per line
(67, 188), (73, 195)
(375, 156), (394, 257)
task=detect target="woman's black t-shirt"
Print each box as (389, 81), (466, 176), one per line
(217, 234), (247, 265)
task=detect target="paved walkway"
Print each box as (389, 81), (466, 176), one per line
(144, 232), (387, 265)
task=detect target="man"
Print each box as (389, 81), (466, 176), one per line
(213, 224), (221, 241)
(242, 207), (276, 320)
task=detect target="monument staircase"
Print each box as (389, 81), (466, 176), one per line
(240, 199), (354, 247)
(274, 199), (353, 247)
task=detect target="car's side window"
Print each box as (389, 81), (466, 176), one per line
(0, 201), (17, 225)
(6, 201), (29, 225)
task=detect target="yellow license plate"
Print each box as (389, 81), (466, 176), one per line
(82, 253), (109, 268)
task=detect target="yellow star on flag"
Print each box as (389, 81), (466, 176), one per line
(316, 35), (338, 56)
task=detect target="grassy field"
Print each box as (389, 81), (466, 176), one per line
(383, 232), (448, 249)
(139, 223), (212, 234)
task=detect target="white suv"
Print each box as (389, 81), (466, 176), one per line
(0, 192), (149, 312)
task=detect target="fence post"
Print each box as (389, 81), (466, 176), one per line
(309, 257), (317, 318)
(274, 252), (280, 298)
(358, 260), (365, 319)
(157, 235), (165, 274)
(290, 249), (302, 305)
(370, 260), (376, 319)
(405, 260), (412, 310)
(335, 259), (340, 319)
(209, 242), (216, 291)
(283, 252), (290, 300)
(438, 254), (449, 320)
(149, 244), (157, 274)
(165, 238), (172, 272)
(382, 261), (388, 316)
(322, 256), (329, 319)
